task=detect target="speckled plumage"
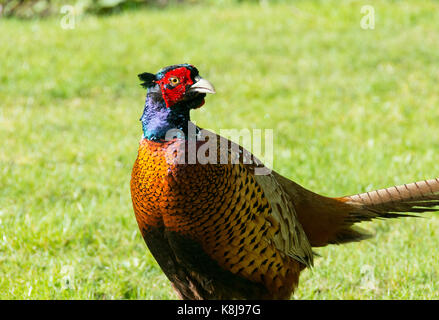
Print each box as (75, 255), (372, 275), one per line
(131, 136), (307, 299)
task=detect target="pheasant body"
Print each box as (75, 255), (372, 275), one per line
(131, 137), (305, 299)
(130, 64), (439, 300)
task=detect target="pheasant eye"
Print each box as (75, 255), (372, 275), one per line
(169, 77), (180, 86)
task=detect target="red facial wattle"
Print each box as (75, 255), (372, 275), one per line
(157, 67), (194, 108)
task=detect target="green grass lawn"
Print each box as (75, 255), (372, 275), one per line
(1, 0), (439, 299)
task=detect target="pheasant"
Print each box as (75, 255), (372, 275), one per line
(130, 64), (439, 300)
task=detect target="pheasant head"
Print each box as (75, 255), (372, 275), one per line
(138, 64), (215, 140)
(139, 64), (215, 109)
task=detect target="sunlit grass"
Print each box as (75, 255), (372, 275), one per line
(1, 0), (438, 299)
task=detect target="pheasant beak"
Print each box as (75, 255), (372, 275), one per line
(188, 76), (216, 94)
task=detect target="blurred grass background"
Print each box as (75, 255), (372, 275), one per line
(1, 0), (439, 299)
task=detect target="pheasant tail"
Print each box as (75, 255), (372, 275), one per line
(276, 174), (439, 247)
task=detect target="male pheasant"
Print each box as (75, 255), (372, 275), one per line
(130, 64), (439, 300)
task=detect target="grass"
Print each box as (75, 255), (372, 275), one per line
(1, 0), (439, 299)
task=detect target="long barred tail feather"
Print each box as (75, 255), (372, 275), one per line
(276, 173), (439, 247)
(330, 178), (439, 245)
(344, 178), (439, 216)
